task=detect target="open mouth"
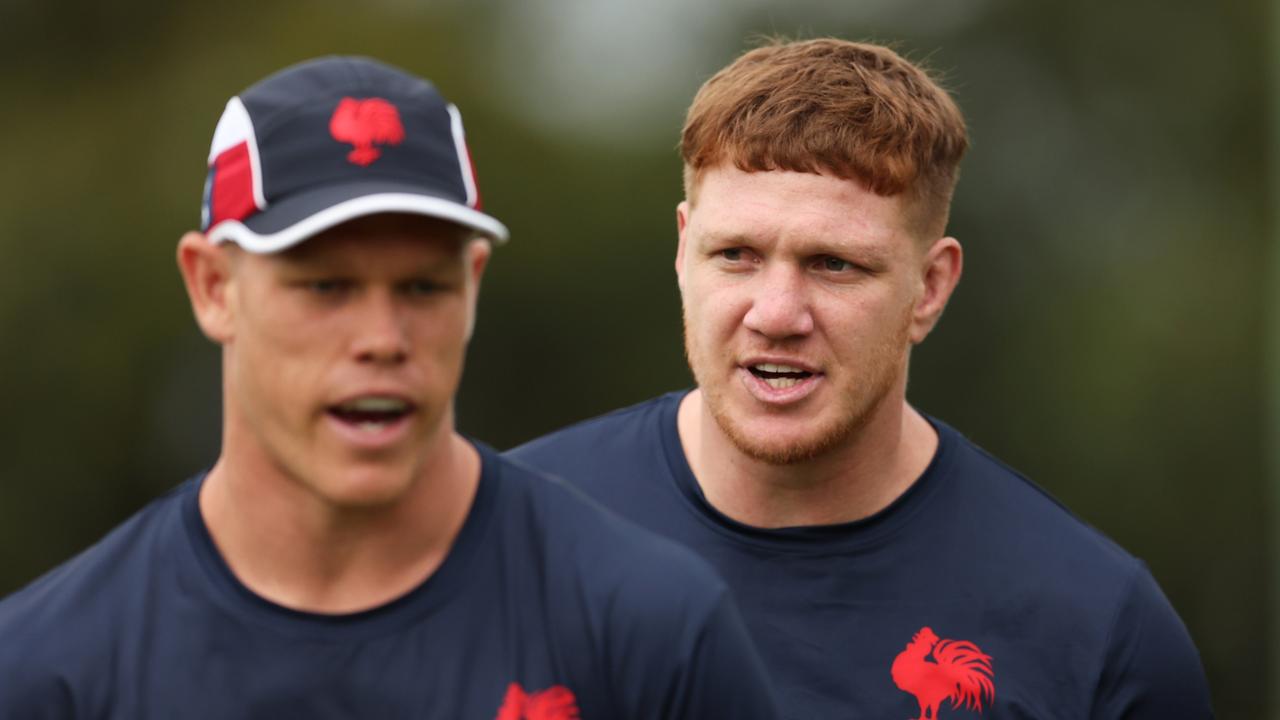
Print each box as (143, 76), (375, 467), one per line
(747, 363), (815, 389)
(327, 396), (415, 432)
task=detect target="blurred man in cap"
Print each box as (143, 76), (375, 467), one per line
(0, 56), (779, 719)
(510, 38), (1213, 718)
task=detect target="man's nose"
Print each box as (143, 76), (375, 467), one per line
(741, 266), (814, 339)
(353, 290), (410, 364)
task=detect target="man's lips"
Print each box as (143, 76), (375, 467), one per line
(738, 360), (823, 403)
(744, 361), (818, 389)
(325, 394), (417, 444)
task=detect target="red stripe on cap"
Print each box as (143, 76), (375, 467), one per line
(210, 141), (257, 226)
(463, 142), (483, 210)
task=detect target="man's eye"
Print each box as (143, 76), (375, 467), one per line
(721, 248), (744, 261)
(820, 256), (853, 272)
(306, 279), (349, 294)
(403, 279), (442, 295)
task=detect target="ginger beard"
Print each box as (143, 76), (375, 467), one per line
(683, 300), (914, 466)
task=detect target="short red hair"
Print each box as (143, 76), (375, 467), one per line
(681, 38), (969, 237)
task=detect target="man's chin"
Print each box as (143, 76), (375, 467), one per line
(715, 413), (852, 466)
(307, 464), (419, 510)
(729, 433), (837, 466)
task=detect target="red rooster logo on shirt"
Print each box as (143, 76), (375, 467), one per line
(329, 97), (405, 166)
(891, 626), (995, 719)
(494, 683), (580, 720)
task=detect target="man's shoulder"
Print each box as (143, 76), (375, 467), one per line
(942, 431), (1213, 713)
(491, 449), (728, 611)
(481, 456), (780, 719)
(877, 422), (1211, 715)
(507, 392), (680, 466)
(0, 479), (194, 715)
(933, 418), (1146, 583)
(0, 480), (192, 647)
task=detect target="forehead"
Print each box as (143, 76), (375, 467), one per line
(689, 166), (913, 250)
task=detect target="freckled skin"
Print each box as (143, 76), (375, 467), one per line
(676, 167), (928, 464)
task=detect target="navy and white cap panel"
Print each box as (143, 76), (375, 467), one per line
(201, 56), (508, 253)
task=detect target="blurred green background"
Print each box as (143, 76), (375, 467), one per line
(0, 0), (1272, 715)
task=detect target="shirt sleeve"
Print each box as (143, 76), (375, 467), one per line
(1090, 562), (1214, 718)
(662, 590), (780, 719)
(0, 621), (79, 720)
(0, 585), (80, 720)
(605, 570), (780, 720)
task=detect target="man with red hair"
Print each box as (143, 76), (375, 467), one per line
(510, 38), (1213, 718)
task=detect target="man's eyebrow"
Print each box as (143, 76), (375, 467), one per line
(814, 241), (893, 264)
(695, 231), (757, 247)
(697, 229), (894, 264)
(401, 258), (467, 277)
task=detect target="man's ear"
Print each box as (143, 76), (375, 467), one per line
(176, 231), (237, 344)
(463, 238), (492, 341)
(468, 238), (492, 285)
(675, 200), (691, 291)
(910, 236), (963, 344)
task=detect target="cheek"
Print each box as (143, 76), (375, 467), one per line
(831, 298), (913, 359)
(235, 307), (335, 411)
(834, 278), (911, 324)
(259, 308), (330, 364)
(414, 305), (472, 366)
(683, 277), (745, 338)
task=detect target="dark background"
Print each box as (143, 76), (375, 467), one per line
(0, 1), (1272, 715)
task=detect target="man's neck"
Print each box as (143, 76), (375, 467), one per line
(677, 389), (937, 528)
(198, 432), (480, 614)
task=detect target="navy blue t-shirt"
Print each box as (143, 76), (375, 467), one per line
(0, 443), (780, 719)
(508, 392), (1214, 719)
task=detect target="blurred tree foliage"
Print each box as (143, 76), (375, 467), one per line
(0, 0), (1269, 714)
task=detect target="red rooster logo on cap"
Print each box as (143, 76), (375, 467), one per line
(891, 627), (995, 719)
(329, 97), (405, 166)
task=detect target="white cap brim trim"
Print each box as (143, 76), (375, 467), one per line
(446, 104), (479, 208)
(205, 192), (510, 253)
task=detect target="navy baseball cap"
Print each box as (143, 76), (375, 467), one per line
(200, 56), (509, 253)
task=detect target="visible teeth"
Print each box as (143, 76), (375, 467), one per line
(763, 377), (800, 389)
(357, 421), (388, 433)
(755, 363), (806, 373)
(339, 397), (407, 412)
